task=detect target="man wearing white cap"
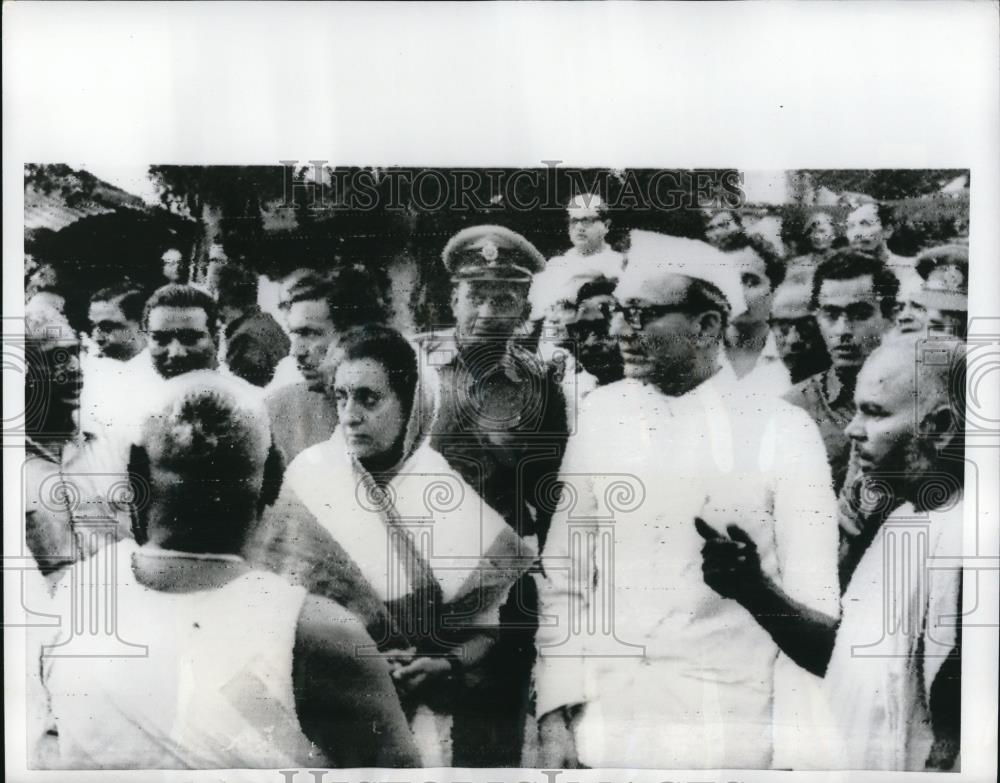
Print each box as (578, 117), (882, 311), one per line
(529, 193), (625, 324)
(535, 231), (840, 769)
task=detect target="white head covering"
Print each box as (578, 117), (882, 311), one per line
(566, 192), (607, 218)
(25, 295), (74, 341)
(616, 230), (748, 318)
(529, 268), (614, 321)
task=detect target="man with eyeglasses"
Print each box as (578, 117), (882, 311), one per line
(546, 274), (625, 427)
(535, 231), (840, 769)
(529, 193), (624, 327)
(783, 250), (899, 495)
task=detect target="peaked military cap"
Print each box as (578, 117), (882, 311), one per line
(914, 244), (969, 312)
(442, 225), (546, 283)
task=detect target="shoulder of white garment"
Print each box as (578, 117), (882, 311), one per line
(577, 377), (650, 409)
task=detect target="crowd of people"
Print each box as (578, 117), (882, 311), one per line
(22, 190), (968, 771)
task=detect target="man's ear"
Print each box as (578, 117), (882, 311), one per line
(696, 310), (723, 341)
(920, 404), (959, 451)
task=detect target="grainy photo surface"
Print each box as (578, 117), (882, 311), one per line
(18, 165), (970, 771)
(4, 4), (998, 783)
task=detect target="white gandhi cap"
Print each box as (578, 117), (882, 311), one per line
(566, 192), (607, 218)
(616, 230), (748, 318)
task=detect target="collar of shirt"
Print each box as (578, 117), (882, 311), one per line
(822, 368), (855, 409)
(759, 330), (782, 364)
(26, 427), (99, 464)
(610, 362), (734, 418)
(567, 242), (612, 259)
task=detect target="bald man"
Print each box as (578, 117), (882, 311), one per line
(701, 333), (964, 770)
(41, 373), (420, 769)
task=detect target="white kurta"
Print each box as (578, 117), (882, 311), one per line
(825, 497), (962, 770)
(720, 331), (793, 401)
(82, 352), (264, 453)
(535, 369), (841, 769)
(283, 431), (533, 767)
(41, 539), (326, 769)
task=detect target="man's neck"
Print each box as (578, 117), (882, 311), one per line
(727, 320), (769, 351)
(457, 336), (512, 365)
(27, 408), (81, 450)
(132, 547), (249, 593)
(576, 241), (606, 258)
(652, 355), (717, 399)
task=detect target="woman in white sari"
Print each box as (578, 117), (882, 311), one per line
(249, 325), (535, 766)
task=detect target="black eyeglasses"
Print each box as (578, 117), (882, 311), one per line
(612, 303), (692, 330)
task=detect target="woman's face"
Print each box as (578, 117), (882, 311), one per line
(333, 358), (406, 462)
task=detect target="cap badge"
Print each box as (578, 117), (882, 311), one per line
(481, 240), (500, 263)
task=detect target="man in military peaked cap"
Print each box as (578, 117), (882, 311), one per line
(443, 224), (546, 283)
(418, 225), (567, 767)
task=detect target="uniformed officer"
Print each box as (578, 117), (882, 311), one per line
(418, 225), (569, 766)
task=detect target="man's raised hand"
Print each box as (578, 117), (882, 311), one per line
(695, 518), (763, 599)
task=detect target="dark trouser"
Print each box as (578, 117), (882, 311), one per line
(451, 573), (537, 767)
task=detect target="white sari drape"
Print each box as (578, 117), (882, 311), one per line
(251, 395), (535, 765)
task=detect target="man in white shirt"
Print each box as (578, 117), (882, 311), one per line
(535, 231), (841, 769)
(529, 193), (625, 324)
(39, 372), (420, 769)
(703, 334), (964, 770)
(87, 283), (148, 362)
(80, 283), (159, 434)
(827, 334), (963, 770)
